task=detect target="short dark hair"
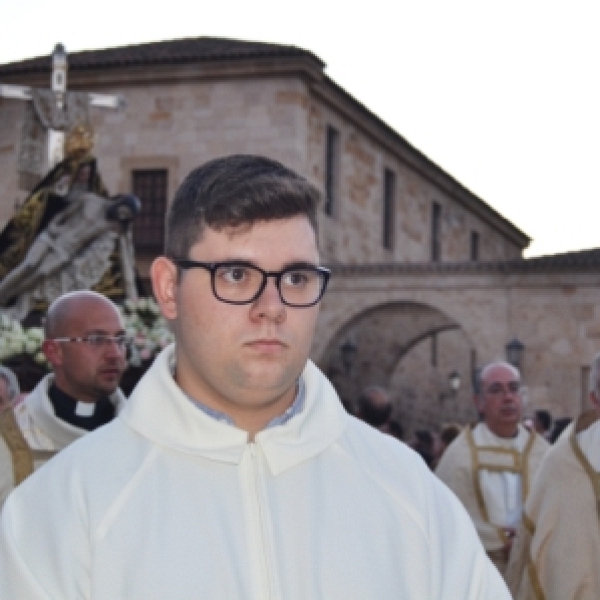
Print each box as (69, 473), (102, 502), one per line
(166, 155), (321, 258)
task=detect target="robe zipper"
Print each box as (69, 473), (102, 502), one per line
(248, 442), (274, 600)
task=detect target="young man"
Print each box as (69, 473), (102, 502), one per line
(507, 351), (600, 600)
(0, 290), (127, 507)
(436, 361), (549, 575)
(0, 155), (509, 598)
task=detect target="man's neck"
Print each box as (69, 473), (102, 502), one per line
(48, 384), (115, 431)
(484, 421), (519, 439)
(185, 381), (303, 441)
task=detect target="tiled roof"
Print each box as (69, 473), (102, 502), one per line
(0, 37), (324, 75)
(328, 247), (600, 276)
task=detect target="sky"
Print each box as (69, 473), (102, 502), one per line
(1, 1), (598, 257)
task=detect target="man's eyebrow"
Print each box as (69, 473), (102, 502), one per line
(216, 258), (321, 270)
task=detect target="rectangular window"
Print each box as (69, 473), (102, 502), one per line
(431, 202), (441, 262)
(383, 168), (395, 250)
(470, 231), (479, 261)
(324, 126), (339, 217)
(131, 169), (167, 251)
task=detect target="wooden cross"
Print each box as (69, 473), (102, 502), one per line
(0, 43), (125, 170)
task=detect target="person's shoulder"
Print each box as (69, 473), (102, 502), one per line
(6, 416), (147, 516)
(434, 426), (470, 476)
(530, 421), (581, 483)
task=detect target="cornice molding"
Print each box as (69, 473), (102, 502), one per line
(326, 249), (600, 276)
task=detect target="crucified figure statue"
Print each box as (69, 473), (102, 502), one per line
(0, 191), (139, 308)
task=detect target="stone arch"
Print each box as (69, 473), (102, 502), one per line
(320, 300), (479, 438)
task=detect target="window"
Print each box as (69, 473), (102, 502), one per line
(383, 168), (395, 250)
(470, 231), (479, 261)
(431, 202), (441, 262)
(324, 126), (339, 217)
(131, 170), (167, 251)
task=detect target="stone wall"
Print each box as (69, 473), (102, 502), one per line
(314, 266), (600, 430)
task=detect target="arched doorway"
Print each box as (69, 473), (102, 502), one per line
(322, 301), (478, 438)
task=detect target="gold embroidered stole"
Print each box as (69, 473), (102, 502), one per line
(465, 425), (535, 529)
(0, 408), (35, 485)
(569, 411), (600, 523)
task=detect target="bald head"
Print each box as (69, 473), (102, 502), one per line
(44, 291), (121, 339)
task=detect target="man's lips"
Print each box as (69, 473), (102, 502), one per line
(245, 339), (287, 352)
(99, 368), (123, 378)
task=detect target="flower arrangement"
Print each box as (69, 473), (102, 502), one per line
(120, 298), (174, 366)
(0, 315), (46, 365)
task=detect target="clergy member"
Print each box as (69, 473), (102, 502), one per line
(0, 291), (127, 507)
(436, 361), (549, 575)
(506, 351), (600, 599)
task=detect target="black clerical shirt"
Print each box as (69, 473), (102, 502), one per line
(48, 385), (115, 431)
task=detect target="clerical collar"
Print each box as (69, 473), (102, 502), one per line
(48, 384), (115, 431)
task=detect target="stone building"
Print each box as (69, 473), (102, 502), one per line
(1, 38), (598, 436)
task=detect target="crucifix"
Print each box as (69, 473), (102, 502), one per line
(0, 43), (125, 179)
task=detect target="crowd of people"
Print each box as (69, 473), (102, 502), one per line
(0, 154), (597, 599)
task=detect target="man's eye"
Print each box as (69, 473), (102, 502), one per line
(284, 270), (310, 286)
(220, 266), (249, 283)
(87, 336), (103, 346)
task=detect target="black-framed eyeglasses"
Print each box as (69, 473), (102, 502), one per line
(171, 259), (331, 307)
(51, 335), (132, 351)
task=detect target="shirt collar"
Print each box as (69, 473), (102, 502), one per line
(169, 357), (306, 430)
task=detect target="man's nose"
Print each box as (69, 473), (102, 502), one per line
(252, 277), (285, 320)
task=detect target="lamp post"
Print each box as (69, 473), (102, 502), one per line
(448, 370), (461, 394)
(505, 338), (525, 371)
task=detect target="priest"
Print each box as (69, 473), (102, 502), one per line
(506, 351), (600, 599)
(436, 361), (549, 575)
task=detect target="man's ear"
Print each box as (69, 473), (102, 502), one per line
(42, 339), (62, 368)
(590, 391), (600, 412)
(151, 257), (179, 321)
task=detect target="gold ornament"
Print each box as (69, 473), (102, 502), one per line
(64, 124), (94, 158)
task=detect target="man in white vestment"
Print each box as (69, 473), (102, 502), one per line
(506, 351), (600, 600)
(0, 155), (510, 599)
(436, 361), (549, 575)
(0, 291), (127, 507)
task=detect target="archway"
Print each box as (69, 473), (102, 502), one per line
(322, 301), (478, 438)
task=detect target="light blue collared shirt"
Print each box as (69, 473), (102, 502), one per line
(185, 376), (306, 430)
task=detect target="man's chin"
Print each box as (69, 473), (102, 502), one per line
(96, 377), (122, 395)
